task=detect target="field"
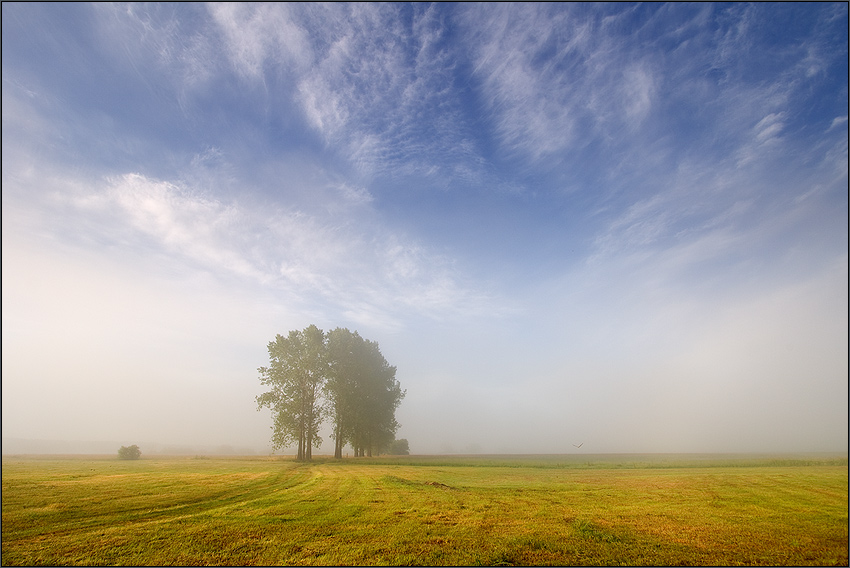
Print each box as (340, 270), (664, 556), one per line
(2, 454), (847, 566)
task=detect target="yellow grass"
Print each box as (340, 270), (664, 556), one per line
(2, 454), (847, 565)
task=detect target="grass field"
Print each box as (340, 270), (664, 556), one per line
(2, 454), (847, 566)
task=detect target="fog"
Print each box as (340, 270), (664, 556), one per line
(3, 3), (847, 456)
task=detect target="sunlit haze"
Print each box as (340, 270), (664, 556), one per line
(3, 3), (847, 455)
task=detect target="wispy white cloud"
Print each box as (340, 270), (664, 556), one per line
(207, 2), (311, 78)
(828, 115), (848, 131)
(460, 4), (591, 161)
(583, 132), (846, 334)
(204, 3), (485, 185)
(460, 0), (845, 207)
(15, 167), (498, 332)
(459, 3), (673, 167)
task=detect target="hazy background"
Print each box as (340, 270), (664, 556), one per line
(3, 3), (847, 456)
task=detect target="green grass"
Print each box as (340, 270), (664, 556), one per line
(2, 454), (847, 565)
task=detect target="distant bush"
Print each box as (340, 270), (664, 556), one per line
(388, 438), (409, 455)
(118, 445), (141, 460)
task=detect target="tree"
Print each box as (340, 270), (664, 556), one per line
(325, 327), (361, 459)
(257, 325), (405, 460)
(326, 328), (405, 457)
(355, 340), (404, 457)
(117, 445), (141, 460)
(388, 438), (410, 455)
(256, 325), (327, 461)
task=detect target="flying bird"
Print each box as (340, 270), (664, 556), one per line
(573, 443), (583, 448)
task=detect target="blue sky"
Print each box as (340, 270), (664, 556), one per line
(3, 3), (847, 454)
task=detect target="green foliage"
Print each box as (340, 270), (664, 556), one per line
(388, 438), (410, 455)
(117, 445), (141, 460)
(326, 327), (405, 457)
(2, 455), (847, 566)
(258, 325), (405, 460)
(256, 325), (327, 460)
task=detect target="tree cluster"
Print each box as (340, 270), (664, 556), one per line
(117, 445), (141, 460)
(256, 325), (405, 460)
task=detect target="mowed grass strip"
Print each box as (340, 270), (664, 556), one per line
(2, 455), (846, 566)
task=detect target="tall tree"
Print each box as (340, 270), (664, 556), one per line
(326, 328), (405, 457)
(356, 339), (404, 457)
(256, 325), (327, 460)
(325, 327), (360, 459)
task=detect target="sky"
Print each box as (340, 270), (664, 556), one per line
(2, 2), (847, 455)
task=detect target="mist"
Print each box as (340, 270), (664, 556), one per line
(3, 3), (847, 457)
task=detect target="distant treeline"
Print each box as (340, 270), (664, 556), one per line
(257, 325), (405, 460)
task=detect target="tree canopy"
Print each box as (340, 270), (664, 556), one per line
(117, 445), (141, 460)
(256, 325), (326, 460)
(257, 326), (405, 460)
(388, 438), (410, 455)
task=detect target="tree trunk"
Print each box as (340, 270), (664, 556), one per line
(334, 424), (343, 459)
(306, 397), (314, 461)
(299, 422), (307, 461)
(306, 426), (312, 460)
